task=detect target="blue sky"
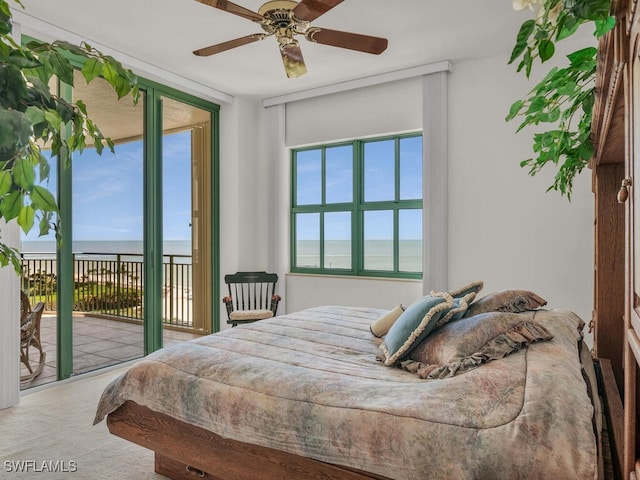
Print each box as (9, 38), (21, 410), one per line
(295, 136), (423, 241)
(22, 131), (192, 242)
(24, 133), (423, 244)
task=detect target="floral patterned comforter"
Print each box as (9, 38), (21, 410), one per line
(94, 306), (598, 480)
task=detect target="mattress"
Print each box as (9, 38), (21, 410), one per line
(95, 305), (598, 480)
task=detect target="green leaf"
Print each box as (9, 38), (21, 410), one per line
(38, 218), (51, 237)
(527, 96), (547, 114)
(12, 158), (35, 190)
(0, 242), (22, 275)
(506, 100), (524, 121)
(50, 51), (75, 85)
(38, 212), (53, 237)
(81, 57), (102, 83)
(557, 16), (580, 40)
(17, 204), (34, 233)
(565, 0), (610, 20)
(39, 50), (74, 86)
(509, 20), (536, 65)
(25, 76), (52, 103)
(75, 99), (87, 115)
(8, 53), (41, 69)
(53, 40), (87, 57)
(38, 155), (50, 183)
(0, 1), (11, 17)
(0, 64), (29, 108)
(538, 40), (556, 62)
(567, 47), (597, 64)
(0, 170), (11, 195)
(0, 190), (22, 220)
(30, 185), (57, 212)
(557, 81), (578, 96)
(594, 16), (616, 38)
(24, 105), (45, 125)
(43, 108), (62, 133)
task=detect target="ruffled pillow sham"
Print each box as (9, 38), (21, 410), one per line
(465, 289), (546, 317)
(400, 311), (553, 379)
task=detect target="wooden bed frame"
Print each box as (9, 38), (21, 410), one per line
(103, 1), (637, 478)
(107, 401), (392, 480)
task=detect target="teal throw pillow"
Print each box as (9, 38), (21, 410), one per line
(429, 280), (484, 328)
(380, 292), (454, 366)
(436, 292), (477, 328)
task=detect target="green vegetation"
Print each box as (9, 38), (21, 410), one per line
(0, 0), (138, 272)
(507, 0), (614, 199)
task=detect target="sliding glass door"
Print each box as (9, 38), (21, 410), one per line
(19, 68), (219, 387)
(70, 71), (146, 374)
(161, 96), (214, 345)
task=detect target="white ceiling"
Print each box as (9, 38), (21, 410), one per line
(15, 0), (530, 102)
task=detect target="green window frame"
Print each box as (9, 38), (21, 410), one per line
(291, 133), (423, 279)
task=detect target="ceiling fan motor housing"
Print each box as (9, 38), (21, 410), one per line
(258, 0), (311, 45)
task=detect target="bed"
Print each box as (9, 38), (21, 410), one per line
(94, 299), (613, 480)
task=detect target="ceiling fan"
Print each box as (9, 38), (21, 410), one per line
(193, 0), (388, 78)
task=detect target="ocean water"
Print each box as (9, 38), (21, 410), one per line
(296, 239), (422, 272)
(21, 240), (192, 257)
(22, 239), (423, 272)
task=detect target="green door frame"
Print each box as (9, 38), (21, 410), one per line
(52, 75), (221, 379)
(144, 87), (164, 354)
(56, 81), (74, 380)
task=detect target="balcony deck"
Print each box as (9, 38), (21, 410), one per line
(21, 313), (203, 390)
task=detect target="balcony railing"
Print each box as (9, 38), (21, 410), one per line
(21, 252), (195, 331)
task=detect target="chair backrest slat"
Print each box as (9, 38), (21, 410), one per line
(225, 271), (278, 312)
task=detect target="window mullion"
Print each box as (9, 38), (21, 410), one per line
(354, 141), (363, 275)
(393, 207), (399, 273)
(319, 212), (324, 269)
(395, 137), (401, 203)
(394, 138), (400, 272)
(321, 149), (326, 269)
(321, 147), (327, 206)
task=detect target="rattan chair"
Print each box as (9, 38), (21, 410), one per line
(20, 291), (46, 384)
(223, 271), (281, 327)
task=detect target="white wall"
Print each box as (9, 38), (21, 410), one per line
(283, 77), (426, 313)
(250, 48), (593, 338)
(447, 51), (593, 334)
(1, 20), (22, 409)
(0, 221), (21, 409)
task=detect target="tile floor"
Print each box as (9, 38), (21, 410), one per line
(20, 314), (203, 390)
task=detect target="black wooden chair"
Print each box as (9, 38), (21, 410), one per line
(223, 271), (281, 327)
(20, 290), (46, 384)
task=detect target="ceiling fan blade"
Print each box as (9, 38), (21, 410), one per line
(306, 28), (388, 55)
(280, 42), (307, 78)
(292, 0), (344, 22)
(195, 0), (264, 22)
(193, 34), (267, 56)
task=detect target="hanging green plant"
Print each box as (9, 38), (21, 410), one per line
(0, 0), (138, 273)
(506, 0), (614, 199)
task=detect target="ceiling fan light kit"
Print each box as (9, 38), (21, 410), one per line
(193, 0), (388, 78)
